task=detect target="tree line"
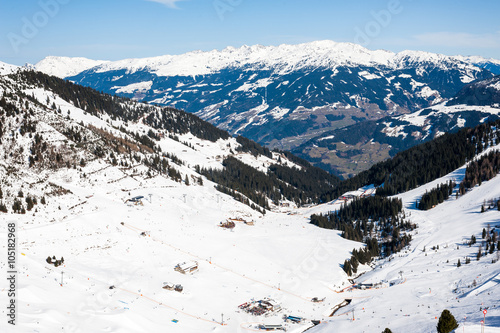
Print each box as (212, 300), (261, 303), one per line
(459, 150), (500, 195)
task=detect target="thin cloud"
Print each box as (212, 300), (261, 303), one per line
(144, 0), (185, 9)
(414, 31), (500, 49)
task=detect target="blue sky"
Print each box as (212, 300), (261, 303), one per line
(1, 0), (499, 65)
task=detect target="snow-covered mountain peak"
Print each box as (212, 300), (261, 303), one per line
(33, 56), (110, 78)
(456, 55), (500, 65)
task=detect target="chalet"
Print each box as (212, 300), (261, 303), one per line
(163, 283), (183, 292)
(163, 282), (175, 290)
(174, 261), (199, 274)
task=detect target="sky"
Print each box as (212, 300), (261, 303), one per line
(1, 0), (500, 66)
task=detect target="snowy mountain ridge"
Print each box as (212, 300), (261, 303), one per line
(34, 40), (493, 78)
(34, 56), (110, 79)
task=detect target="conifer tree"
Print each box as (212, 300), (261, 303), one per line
(437, 309), (458, 333)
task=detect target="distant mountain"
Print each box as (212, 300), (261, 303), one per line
(448, 75), (500, 107)
(456, 55), (500, 75)
(33, 41), (494, 152)
(34, 56), (110, 79)
(294, 75), (500, 177)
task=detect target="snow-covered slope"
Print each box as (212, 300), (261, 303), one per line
(456, 55), (500, 75)
(311, 144), (500, 333)
(0, 61), (18, 75)
(34, 56), (110, 78)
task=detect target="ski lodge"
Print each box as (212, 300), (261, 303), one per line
(174, 261), (199, 274)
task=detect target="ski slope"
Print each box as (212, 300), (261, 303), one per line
(0, 156), (358, 333)
(311, 145), (500, 333)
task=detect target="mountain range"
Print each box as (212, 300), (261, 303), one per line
(31, 41), (500, 175)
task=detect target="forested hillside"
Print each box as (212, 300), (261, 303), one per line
(318, 120), (500, 202)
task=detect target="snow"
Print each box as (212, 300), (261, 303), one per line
(234, 78), (273, 93)
(318, 135), (335, 142)
(112, 81), (154, 94)
(0, 78), (352, 332)
(269, 106), (290, 120)
(33, 56), (110, 78)
(381, 122), (408, 139)
(32, 40), (492, 79)
(0, 160), (357, 333)
(455, 55), (500, 67)
(358, 71), (380, 80)
(0, 61), (18, 75)
(394, 102), (500, 130)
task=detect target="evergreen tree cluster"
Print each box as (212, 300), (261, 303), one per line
(197, 156), (293, 210)
(479, 197), (500, 213)
(268, 163), (340, 203)
(215, 184), (266, 214)
(342, 238), (379, 276)
(311, 196), (414, 276)
(459, 150), (500, 194)
(418, 181), (455, 210)
(196, 152), (343, 211)
(236, 135), (273, 158)
(46, 256), (65, 267)
(483, 226), (498, 256)
(311, 196), (403, 235)
(13, 70), (141, 121)
(144, 107), (230, 143)
(142, 154), (183, 182)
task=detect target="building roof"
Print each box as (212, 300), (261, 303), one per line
(178, 261), (197, 271)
